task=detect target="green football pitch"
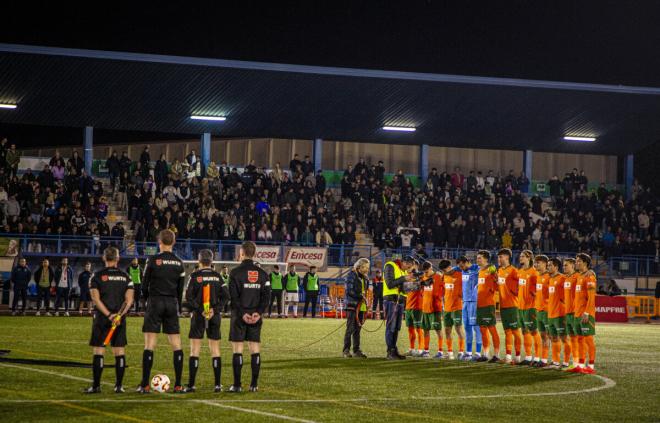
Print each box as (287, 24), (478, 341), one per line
(0, 316), (659, 422)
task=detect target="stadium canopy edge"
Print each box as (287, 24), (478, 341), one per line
(2, 43), (660, 96)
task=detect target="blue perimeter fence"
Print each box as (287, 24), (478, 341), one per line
(7, 233), (658, 278)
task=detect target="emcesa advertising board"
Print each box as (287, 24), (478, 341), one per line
(232, 245), (328, 270)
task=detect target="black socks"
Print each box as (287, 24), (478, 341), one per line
(232, 353), (243, 387)
(92, 354), (103, 388)
(188, 356), (199, 387)
(141, 350), (153, 387)
(115, 355), (126, 387)
(173, 350), (184, 387)
(212, 356), (221, 386)
(251, 353), (261, 387)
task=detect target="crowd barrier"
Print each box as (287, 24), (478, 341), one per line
(625, 296), (658, 322)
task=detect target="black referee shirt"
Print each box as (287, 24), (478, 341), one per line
(185, 267), (227, 312)
(142, 251), (185, 300)
(229, 259), (271, 316)
(90, 266), (133, 313)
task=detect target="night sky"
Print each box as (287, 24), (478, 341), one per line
(2, 2), (660, 86)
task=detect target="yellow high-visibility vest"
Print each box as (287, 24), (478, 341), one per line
(383, 261), (407, 298)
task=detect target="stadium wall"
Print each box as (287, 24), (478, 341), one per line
(21, 137), (618, 183)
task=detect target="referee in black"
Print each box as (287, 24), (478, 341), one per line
(138, 229), (186, 393)
(228, 241), (271, 392)
(184, 249), (226, 393)
(84, 246), (134, 394)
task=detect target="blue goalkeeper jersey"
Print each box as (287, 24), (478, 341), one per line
(458, 264), (480, 303)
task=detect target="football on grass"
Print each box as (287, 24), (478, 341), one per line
(150, 374), (170, 393)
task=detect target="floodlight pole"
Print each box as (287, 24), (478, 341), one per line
(84, 126), (93, 176)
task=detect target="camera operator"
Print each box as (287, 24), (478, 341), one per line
(342, 258), (370, 358)
(383, 255), (416, 360)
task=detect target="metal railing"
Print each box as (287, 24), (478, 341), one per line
(10, 233), (372, 267)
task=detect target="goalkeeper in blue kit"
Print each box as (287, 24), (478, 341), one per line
(457, 256), (482, 360)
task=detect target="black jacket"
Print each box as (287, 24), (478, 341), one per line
(142, 251), (185, 301)
(33, 266), (55, 287)
(229, 259), (271, 316)
(185, 267), (228, 313)
(106, 156), (120, 174)
(345, 270), (367, 310)
(78, 270), (92, 293)
(10, 265), (31, 288)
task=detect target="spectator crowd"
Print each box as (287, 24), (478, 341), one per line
(0, 138), (658, 263)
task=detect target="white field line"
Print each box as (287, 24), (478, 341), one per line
(192, 399), (319, 423)
(0, 363), (318, 422)
(0, 362), (616, 403)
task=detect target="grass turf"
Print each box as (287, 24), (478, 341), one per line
(0, 316), (658, 422)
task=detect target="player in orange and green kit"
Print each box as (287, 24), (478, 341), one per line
(562, 258), (580, 369)
(420, 261), (444, 358)
(546, 258), (571, 369)
(517, 250), (542, 366)
(533, 255), (551, 367)
(404, 261), (424, 357)
(475, 250), (500, 363)
(442, 260), (465, 360)
(571, 253), (597, 374)
(496, 249), (522, 364)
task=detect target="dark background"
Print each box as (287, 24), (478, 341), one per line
(1, 1), (659, 188)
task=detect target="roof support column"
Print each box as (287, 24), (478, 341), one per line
(625, 154), (634, 201)
(313, 138), (323, 173)
(420, 144), (429, 184)
(84, 126), (93, 176)
(201, 132), (211, 176)
(523, 149), (533, 183)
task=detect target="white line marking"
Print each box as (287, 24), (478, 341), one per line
(0, 362), (113, 387)
(0, 363), (317, 422)
(412, 374), (616, 400)
(193, 399), (319, 423)
(0, 362), (616, 404)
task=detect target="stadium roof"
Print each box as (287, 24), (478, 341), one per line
(1, 43), (660, 155)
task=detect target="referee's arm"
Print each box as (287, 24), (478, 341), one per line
(176, 266), (185, 309)
(228, 273), (245, 317)
(185, 275), (200, 310)
(141, 258), (153, 300)
(258, 273), (271, 315)
(383, 263), (406, 289)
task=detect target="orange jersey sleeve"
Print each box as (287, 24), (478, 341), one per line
(563, 273), (578, 314)
(547, 274), (566, 318)
(574, 271), (597, 318)
(443, 271), (462, 312)
(406, 288), (422, 310)
(477, 268), (497, 308)
(534, 272), (550, 312)
(517, 267), (538, 310)
(432, 273), (444, 312)
(497, 266), (519, 309)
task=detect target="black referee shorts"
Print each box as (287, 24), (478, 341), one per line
(189, 311), (221, 340)
(229, 313), (263, 343)
(142, 297), (180, 334)
(89, 314), (127, 347)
